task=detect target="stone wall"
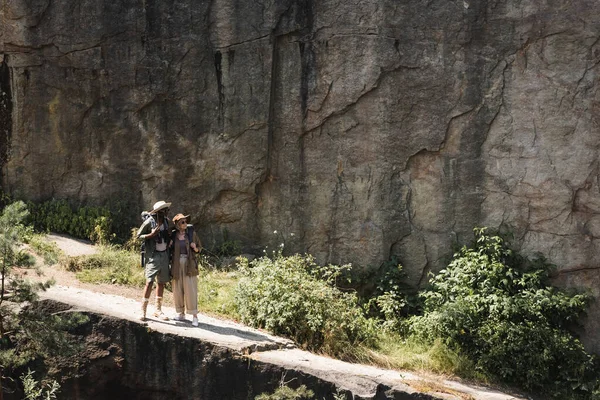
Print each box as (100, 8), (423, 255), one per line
(1, 1), (599, 350)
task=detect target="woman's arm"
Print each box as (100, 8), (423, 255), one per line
(191, 232), (202, 253)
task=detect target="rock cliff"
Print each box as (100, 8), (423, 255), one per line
(0, 1), (599, 350)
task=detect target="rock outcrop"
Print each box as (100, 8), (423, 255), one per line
(1, 1), (599, 350)
(22, 287), (522, 400)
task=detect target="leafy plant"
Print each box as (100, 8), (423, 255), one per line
(21, 369), (60, 400)
(363, 257), (414, 333)
(26, 199), (115, 244)
(408, 228), (600, 399)
(235, 253), (376, 357)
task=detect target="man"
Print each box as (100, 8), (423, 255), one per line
(137, 200), (172, 321)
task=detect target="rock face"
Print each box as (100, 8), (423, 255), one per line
(0, 1), (599, 349)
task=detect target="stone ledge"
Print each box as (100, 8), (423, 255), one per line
(39, 285), (525, 400)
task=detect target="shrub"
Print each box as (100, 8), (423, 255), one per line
(235, 253), (376, 357)
(216, 228), (241, 257)
(409, 228), (600, 399)
(26, 199), (116, 244)
(362, 257), (415, 333)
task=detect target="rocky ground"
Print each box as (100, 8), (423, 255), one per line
(22, 234), (523, 400)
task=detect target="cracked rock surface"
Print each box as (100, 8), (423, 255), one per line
(1, 1), (599, 351)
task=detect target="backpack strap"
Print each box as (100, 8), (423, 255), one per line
(186, 224), (195, 246)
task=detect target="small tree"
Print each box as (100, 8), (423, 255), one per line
(0, 201), (87, 399)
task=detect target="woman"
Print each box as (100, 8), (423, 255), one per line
(169, 213), (201, 326)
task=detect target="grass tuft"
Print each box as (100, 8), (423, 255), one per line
(66, 245), (145, 287)
(197, 267), (239, 319)
(25, 233), (64, 266)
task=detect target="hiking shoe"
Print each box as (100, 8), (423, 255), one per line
(192, 317), (198, 327)
(173, 313), (186, 321)
(153, 310), (170, 321)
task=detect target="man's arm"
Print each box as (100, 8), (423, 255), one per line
(137, 218), (160, 240)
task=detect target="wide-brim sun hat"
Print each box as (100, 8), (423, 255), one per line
(149, 200), (171, 214)
(173, 213), (190, 223)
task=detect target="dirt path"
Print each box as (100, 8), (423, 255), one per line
(35, 233), (149, 305)
(47, 233), (98, 257)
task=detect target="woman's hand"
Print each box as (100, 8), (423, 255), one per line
(190, 242), (199, 253)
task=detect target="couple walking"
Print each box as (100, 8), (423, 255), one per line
(137, 200), (202, 326)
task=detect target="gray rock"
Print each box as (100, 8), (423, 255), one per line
(1, 0), (599, 350)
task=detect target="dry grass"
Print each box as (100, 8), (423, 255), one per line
(404, 379), (475, 400)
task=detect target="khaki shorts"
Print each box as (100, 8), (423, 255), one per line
(145, 251), (170, 284)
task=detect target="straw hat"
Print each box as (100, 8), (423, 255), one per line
(148, 200), (171, 214)
(172, 213), (190, 223)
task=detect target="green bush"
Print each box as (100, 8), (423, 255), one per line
(26, 199), (115, 244)
(215, 228), (241, 257)
(409, 228), (600, 399)
(362, 257), (414, 333)
(235, 253), (376, 357)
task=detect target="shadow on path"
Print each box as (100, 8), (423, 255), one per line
(147, 317), (281, 344)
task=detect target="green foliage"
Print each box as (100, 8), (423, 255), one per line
(21, 369), (60, 400)
(0, 202), (89, 396)
(9, 301), (89, 372)
(408, 228), (600, 399)
(215, 228), (241, 257)
(24, 234), (64, 266)
(235, 253), (376, 357)
(0, 201), (36, 285)
(363, 257), (414, 333)
(26, 199), (116, 244)
(123, 227), (143, 252)
(68, 246), (145, 287)
(197, 264), (239, 318)
(368, 335), (481, 380)
(255, 384), (314, 400)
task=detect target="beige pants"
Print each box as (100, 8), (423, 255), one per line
(173, 255), (198, 315)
